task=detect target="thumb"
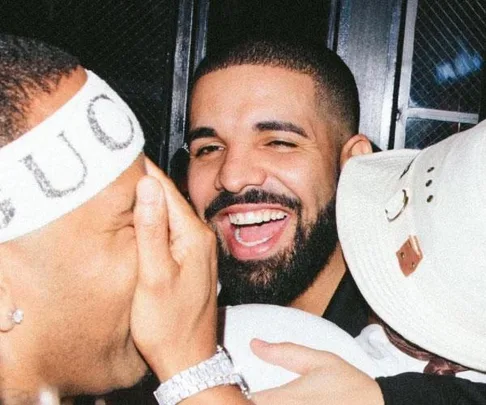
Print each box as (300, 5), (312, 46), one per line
(134, 176), (178, 286)
(250, 339), (328, 375)
(144, 157), (204, 248)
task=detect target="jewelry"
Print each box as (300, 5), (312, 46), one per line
(10, 308), (24, 325)
(154, 345), (250, 405)
(385, 189), (409, 222)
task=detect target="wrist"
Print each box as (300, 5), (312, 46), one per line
(179, 385), (252, 405)
(153, 345), (250, 405)
(150, 345), (218, 381)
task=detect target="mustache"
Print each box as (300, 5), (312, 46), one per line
(204, 189), (301, 221)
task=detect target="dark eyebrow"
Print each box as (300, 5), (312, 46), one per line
(187, 127), (217, 143)
(254, 121), (308, 138)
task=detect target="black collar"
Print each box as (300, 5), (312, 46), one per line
(322, 269), (370, 337)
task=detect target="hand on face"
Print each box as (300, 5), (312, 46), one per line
(130, 158), (219, 381)
(250, 340), (384, 405)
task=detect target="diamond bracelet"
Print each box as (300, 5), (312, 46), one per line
(153, 346), (250, 405)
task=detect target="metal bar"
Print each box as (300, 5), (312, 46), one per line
(402, 107), (479, 124)
(326, 0), (340, 50)
(394, 0), (419, 149)
(378, 0), (405, 150)
(193, 0), (210, 72)
(165, 0), (195, 173)
(480, 51), (486, 121)
(336, 0), (351, 57)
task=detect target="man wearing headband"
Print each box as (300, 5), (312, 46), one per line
(0, 34), (252, 404)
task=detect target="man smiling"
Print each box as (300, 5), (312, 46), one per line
(203, 186), (338, 306)
(187, 41), (368, 321)
(186, 40), (486, 405)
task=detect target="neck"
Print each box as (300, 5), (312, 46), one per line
(290, 243), (346, 316)
(0, 390), (60, 405)
(0, 353), (60, 405)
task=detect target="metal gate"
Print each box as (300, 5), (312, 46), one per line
(1, 0), (179, 167)
(394, 0), (486, 149)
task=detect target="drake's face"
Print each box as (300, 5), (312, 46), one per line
(187, 65), (341, 304)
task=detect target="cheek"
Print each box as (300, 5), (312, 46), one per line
(76, 231), (138, 307)
(108, 231), (139, 295)
(70, 233), (138, 342)
(35, 235), (138, 349)
(273, 159), (335, 220)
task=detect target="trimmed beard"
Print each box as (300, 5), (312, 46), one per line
(215, 196), (339, 306)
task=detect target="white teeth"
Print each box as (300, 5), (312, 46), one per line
(236, 213), (245, 224)
(235, 228), (272, 247)
(228, 210), (288, 225)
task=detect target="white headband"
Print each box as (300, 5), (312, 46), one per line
(0, 70), (145, 243)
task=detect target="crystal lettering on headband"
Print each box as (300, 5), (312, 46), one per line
(0, 70), (145, 243)
(21, 133), (88, 198)
(87, 94), (135, 151)
(0, 196), (15, 230)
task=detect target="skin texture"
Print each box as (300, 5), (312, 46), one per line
(187, 65), (345, 314)
(251, 340), (384, 405)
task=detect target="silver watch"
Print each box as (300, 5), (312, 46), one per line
(153, 346), (250, 405)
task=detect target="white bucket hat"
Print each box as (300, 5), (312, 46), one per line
(337, 119), (486, 372)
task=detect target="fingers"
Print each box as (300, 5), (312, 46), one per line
(251, 339), (338, 375)
(143, 158), (217, 280)
(251, 389), (282, 405)
(131, 159), (219, 379)
(134, 176), (177, 285)
(145, 157), (200, 225)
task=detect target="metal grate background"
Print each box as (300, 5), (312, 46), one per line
(405, 0), (485, 147)
(0, 0), (178, 166)
(207, 0), (330, 53)
(405, 118), (474, 149)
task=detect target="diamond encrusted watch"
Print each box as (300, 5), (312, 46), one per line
(153, 346), (250, 405)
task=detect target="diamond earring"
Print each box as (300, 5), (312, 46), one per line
(10, 308), (24, 325)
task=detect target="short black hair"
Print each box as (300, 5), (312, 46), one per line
(192, 40), (360, 137)
(0, 34), (80, 147)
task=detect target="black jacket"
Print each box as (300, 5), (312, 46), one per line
(325, 271), (486, 405)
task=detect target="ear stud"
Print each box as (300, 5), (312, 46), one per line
(10, 308), (24, 325)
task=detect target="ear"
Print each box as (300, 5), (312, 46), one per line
(0, 274), (17, 332)
(339, 134), (373, 170)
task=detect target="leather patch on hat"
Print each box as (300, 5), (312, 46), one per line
(396, 236), (423, 276)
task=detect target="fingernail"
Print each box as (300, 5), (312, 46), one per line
(137, 178), (158, 204)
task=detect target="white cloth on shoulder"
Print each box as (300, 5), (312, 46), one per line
(356, 324), (486, 384)
(221, 304), (486, 394)
(220, 304), (382, 392)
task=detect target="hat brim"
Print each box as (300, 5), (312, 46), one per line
(337, 149), (486, 371)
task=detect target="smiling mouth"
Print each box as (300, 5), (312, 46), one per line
(228, 209), (288, 247)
